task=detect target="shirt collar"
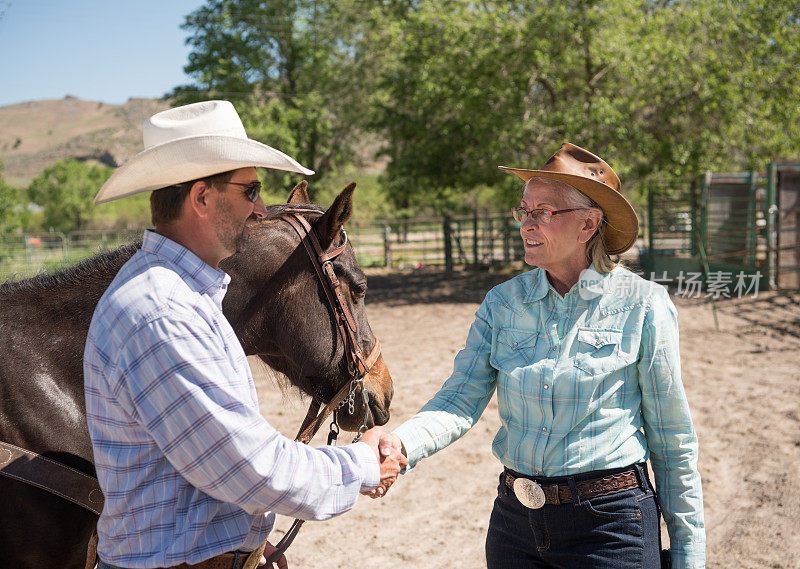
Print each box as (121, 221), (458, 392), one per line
(523, 268), (551, 303)
(523, 264), (607, 303)
(141, 230), (231, 301)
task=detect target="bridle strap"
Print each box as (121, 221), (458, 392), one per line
(263, 209), (383, 566)
(293, 338), (381, 445)
(281, 212), (375, 376)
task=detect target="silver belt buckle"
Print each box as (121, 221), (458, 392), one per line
(513, 477), (546, 509)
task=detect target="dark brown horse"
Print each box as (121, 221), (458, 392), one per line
(0, 183), (393, 569)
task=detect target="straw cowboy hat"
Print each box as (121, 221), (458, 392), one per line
(94, 100), (314, 204)
(499, 142), (639, 255)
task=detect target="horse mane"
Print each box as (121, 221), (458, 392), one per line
(0, 242), (140, 298)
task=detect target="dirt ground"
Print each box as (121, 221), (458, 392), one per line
(252, 268), (800, 569)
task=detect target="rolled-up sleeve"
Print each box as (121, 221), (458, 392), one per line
(118, 313), (378, 520)
(393, 298), (497, 469)
(638, 288), (706, 569)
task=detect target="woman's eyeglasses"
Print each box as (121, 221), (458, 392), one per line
(511, 206), (588, 224)
(226, 181), (262, 202)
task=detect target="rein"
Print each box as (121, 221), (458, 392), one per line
(260, 209), (383, 566)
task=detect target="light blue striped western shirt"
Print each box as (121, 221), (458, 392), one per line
(84, 230), (378, 568)
(394, 266), (705, 569)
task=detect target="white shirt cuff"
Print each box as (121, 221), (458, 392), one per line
(349, 441), (380, 491)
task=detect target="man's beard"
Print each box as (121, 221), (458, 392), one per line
(214, 199), (250, 255)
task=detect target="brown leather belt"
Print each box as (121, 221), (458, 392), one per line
(166, 551), (255, 569)
(504, 467), (641, 507)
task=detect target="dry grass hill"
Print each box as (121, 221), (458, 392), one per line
(0, 96), (169, 185)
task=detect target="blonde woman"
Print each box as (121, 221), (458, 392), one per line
(377, 143), (705, 569)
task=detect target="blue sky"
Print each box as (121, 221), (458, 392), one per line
(0, 0), (206, 106)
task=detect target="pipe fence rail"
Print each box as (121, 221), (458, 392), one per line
(0, 212), (525, 281)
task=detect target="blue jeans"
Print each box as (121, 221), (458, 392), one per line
(486, 464), (663, 569)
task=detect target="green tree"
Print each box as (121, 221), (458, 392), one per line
(171, 0), (374, 195)
(0, 160), (14, 228)
(366, 0), (800, 209)
(623, 0), (800, 179)
(364, 1), (535, 211)
(0, 160), (31, 232)
(27, 159), (112, 233)
(171, 0), (800, 213)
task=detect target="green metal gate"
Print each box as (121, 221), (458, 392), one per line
(646, 171), (770, 295)
(770, 161), (800, 289)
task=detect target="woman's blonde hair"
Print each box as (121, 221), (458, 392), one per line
(561, 184), (619, 274)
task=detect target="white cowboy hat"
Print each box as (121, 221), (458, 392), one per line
(94, 100), (314, 204)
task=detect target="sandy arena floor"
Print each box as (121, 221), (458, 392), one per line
(252, 269), (800, 569)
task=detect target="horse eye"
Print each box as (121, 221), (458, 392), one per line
(353, 282), (367, 298)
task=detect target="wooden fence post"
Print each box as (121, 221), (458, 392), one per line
(473, 210), (479, 265)
(382, 220), (392, 268)
(443, 214), (453, 273)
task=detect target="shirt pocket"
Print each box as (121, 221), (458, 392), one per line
(574, 328), (622, 375)
(491, 328), (539, 375)
(492, 328), (540, 422)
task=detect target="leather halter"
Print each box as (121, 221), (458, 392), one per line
(284, 210), (381, 372)
(279, 208), (383, 441)
(262, 208), (384, 566)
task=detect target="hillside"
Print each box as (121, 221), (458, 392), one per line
(0, 96), (170, 184)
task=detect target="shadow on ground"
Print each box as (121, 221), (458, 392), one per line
(711, 290), (800, 342)
(365, 267), (520, 306)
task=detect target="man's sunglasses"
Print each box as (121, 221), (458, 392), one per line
(225, 181), (262, 202)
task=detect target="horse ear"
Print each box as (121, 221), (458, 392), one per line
(317, 182), (356, 244)
(288, 180), (310, 204)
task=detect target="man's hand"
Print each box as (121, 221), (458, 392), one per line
(359, 427), (407, 498)
(258, 540), (288, 568)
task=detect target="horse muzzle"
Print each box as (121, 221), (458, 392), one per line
(337, 353), (393, 431)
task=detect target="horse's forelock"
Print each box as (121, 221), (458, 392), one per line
(264, 203), (324, 222)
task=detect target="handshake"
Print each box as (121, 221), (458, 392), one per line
(359, 428), (407, 499)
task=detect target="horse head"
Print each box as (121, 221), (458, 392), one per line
(221, 182), (393, 432)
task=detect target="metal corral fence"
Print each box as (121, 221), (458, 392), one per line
(0, 212), (525, 281)
(644, 162), (800, 293)
(347, 212), (524, 270)
(0, 229), (142, 281)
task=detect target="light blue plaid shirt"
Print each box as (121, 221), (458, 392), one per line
(394, 266), (705, 569)
(84, 230), (378, 568)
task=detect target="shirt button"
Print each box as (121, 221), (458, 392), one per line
(513, 342), (519, 348)
(543, 384), (549, 390)
(542, 427), (547, 432)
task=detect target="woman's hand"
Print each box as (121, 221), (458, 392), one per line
(364, 432), (405, 498)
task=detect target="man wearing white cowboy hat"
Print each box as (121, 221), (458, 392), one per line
(84, 100), (405, 569)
